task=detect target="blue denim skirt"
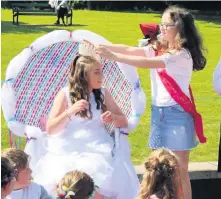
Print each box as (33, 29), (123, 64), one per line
(148, 104), (199, 151)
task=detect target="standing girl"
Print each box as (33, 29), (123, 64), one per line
(96, 6), (207, 199)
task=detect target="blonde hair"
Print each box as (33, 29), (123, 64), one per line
(137, 149), (182, 199)
(57, 171), (95, 199)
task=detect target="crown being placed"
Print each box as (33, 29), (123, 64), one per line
(78, 40), (99, 59)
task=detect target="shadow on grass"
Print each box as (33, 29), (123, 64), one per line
(1, 21), (88, 34)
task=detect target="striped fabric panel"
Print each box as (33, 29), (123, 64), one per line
(102, 59), (133, 133)
(13, 42), (79, 127)
(13, 41), (133, 133)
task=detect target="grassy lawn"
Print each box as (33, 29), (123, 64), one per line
(1, 9), (221, 164)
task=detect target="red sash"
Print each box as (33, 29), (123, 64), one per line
(155, 52), (206, 143)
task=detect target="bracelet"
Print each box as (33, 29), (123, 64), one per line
(65, 109), (72, 121)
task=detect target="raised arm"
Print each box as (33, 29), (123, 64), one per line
(96, 46), (165, 69)
(46, 91), (70, 135)
(99, 44), (147, 57)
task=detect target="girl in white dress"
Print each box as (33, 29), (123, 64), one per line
(33, 43), (139, 199)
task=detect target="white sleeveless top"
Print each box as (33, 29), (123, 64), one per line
(143, 46), (193, 107)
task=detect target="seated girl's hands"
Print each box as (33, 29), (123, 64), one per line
(67, 100), (89, 116)
(101, 111), (114, 124)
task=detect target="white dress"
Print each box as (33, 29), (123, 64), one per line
(32, 87), (139, 199)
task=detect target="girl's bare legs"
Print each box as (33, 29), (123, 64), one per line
(174, 150), (192, 199)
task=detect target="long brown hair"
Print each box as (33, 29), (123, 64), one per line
(69, 55), (106, 119)
(162, 5), (206, 71)
(137, 149), (182, 199)
(57, 171), (95, 199)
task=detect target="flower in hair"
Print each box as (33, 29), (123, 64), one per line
(57, 191), (66, 198)
(62, 186), (69, 191)
(57, 186), (71, 198)
(65, 191), (75, 199)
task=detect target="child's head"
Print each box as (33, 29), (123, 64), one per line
(140, 24), (160, 41)
(1, 149), (32, 189)
(139, 23), (160, 47)
(69, 55), (106, 118)
(159, 5), (206, 70)
(137, 149), (182, 199)
(57, 171), (95, 199)
(1, 157), (16, 198)
(71, 55), (103, 90)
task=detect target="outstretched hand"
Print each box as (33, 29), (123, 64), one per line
(82, 40), (116, 60)
(95, 45), (116, 60)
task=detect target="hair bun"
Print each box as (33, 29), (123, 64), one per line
(156, 163), (173, 178)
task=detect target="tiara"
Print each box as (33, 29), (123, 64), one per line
(79, 40), (100, 59)
(57, 186), (75, 198)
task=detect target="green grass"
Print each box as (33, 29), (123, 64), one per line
(1, 9), (221, 164)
